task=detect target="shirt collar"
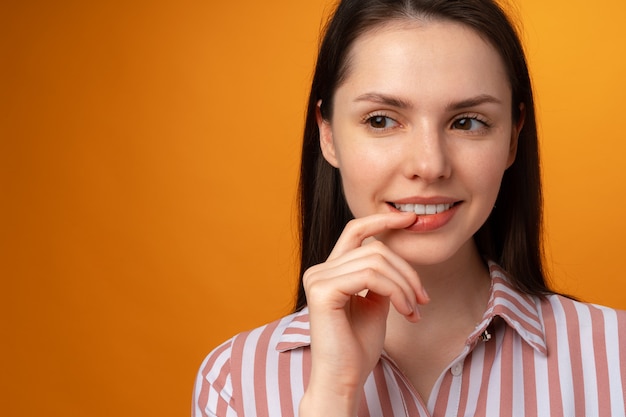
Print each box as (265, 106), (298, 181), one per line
(475, 261), (547, 354)
(276, 261), (547, 355)
(275, 308), (311, 352)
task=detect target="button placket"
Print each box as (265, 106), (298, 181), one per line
(450, 361), (463, 377)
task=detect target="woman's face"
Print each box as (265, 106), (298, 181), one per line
(318, 19), (522, 267)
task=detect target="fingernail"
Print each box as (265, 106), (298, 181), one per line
(406, 299), (415, 315)
(407, 300), (420, 319)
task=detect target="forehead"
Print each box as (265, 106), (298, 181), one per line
(337, 19), (511, 105)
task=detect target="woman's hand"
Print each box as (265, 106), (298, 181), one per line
(298, 212), (430, 417)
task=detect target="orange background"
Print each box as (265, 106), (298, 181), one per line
(1, 1), (625, 416)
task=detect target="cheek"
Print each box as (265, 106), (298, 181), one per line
(334, 147), (399, 216)
(446, 136), (510, 196)
(338, 161), (383, 213)
(466, 147), (511, 202)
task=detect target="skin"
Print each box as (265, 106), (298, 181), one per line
(300, 19), (524, 416)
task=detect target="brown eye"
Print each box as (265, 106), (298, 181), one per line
(452, 118), (472, 130)
(452, 117), (485, 131)
(367, 115), (397, 130)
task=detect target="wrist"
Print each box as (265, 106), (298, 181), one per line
(299, 384), (361, 417)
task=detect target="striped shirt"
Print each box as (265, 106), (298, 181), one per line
(193, 262), (626, 416)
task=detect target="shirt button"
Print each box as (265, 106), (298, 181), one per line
(451, 362), (463, 376)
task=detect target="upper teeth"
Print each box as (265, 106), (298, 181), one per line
(393, 203), (452, 215)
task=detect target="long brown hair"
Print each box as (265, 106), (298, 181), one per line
(295, 0), (550, 311)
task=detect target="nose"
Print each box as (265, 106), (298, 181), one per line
(402, 124), (451, 182)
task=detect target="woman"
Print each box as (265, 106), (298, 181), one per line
(194, 0), (626, 416)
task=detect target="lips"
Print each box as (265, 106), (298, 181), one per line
(388, 201), (461, 232)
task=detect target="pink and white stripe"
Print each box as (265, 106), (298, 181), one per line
(193, 263), (626, 416)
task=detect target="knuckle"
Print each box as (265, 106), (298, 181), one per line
(344, 219), (368, 240)
(365, 240), (386, 254)
(363, 251), (389, 272)
(361, 267), (385, 289)
(369, 252), (387, 265)
(302, 266), (319, 288)
(304, 279), (331, 301)
(369, 240), (386, 249)
(362, 266), (378, 280)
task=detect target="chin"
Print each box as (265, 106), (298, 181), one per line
(391, 241), (463, 267)
(380, 231), (477, 268)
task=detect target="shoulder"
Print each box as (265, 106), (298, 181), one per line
(193, 337), (236, 417)
(534, 294), (626, 403)
(540, 293), (626, 324)
(198, 308), (310, 370)
(192, 310), (311, 417)
(538, 293), (626, 347)
(487, 260), (626, 331)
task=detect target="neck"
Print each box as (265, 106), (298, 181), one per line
(387, 242), (492, 339)
(382, 244), (492, 403)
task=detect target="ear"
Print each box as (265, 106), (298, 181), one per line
(316, 100), (340, 168)
(506, 103), (525, 168)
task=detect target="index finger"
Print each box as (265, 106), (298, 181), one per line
(328, 212), (417, 260)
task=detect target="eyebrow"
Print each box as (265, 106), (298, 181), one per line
(446, 94), (502, 111)
(354, 93), (413, 109)
(354, 92), (502, 111)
